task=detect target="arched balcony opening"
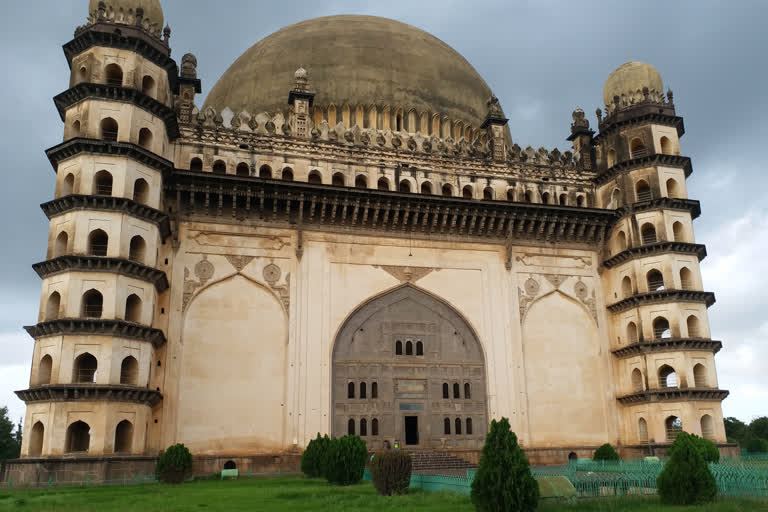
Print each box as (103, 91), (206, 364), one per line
(129, 235), (146, 263)
(66, 421), (91, 453)
(124, 294), (142, 323)
(680, 267), (694, 290)
(416, 341), (423, 356)
(621, 276), (633, 298)
(631, 368), (644, 392)
(332, 172), (345, 186)
(93, 170), (113, 196)
(259, 165), (272, 178)
(38, 355), (53, 385)
(672, 221), (685, 242)
(138, 128), (153, 150)
(442, 184), (453, 197)
(483, 187), (494, 200)
(421, 181), (433, 195)
(647, 269), (665, 291)
(635, 180), (652, 202)
(73, 352), (98, 383)
(660, 136), (672, 155)
(630, 138), (647, 159)
(665, 416), (683, 441)
(61, 173), (75, 197)
(46, 292), (61, 321)
(395, 340), (402, 355)
(190, 158), (203, 172)
(653, 317), (671, 339)
(212, 160), (226, 174)
(700, 414), (714, 440)
(641, 223), (657, 245)
(88, 229), (109, 257)
(355, 175), (367, 188)
(308, 170), (322, 184)
(54, 231), (69, 258)
(399, 180), (412, 193)
(100, 118), (119, 142)
(462, 185), (473, 199)
(114, 420), (133, 453)
(638, 418), (648, 442)
(104, 63), (123, 86)
(29, 422), (44, 456)
(132, 178), (149, 204)
(236, 163), (250, 176)
(81, 289), (103, 319)
(658, 365), (678, 388)
(120, 355), (138, 385)
(666, 178), (681, 198)
(377, 177), (390, 191)
(141, 75), (156, 97)
(687, 315), (701, 338)
(627, 321), (638, 344)
(281, 168), (294, 181)
(693, 363), (707, 387)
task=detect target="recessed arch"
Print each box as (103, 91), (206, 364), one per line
(442, 183), (453, 197)
(93, 170), (113, 196)
(653, 316), (671, 339)
(483, 187), (494, 200)
(377, 177), (390, 191)
(332, 172), (345, 186)
(29, 421), (44, 456)
(132, 178), (149, 204)
(638, 417), (648, 442)
(635, 180), (652, 202)
(308, 170), (323, 184)
(100, 117), (118, 142)
(672, 221), (685, 242)
(621, 276), (633, 298)
(259, 165), (272, 178)
(81, 289), (103, 318)
(141, 75), (156, 97)
(506, 188), (515, 201)
(38, 355), (53, 385)
(65, 420), (90, 453)
(680, 267), (694, 290)
(700, 414), (714, 439)
(212, 160), (226, 174)
(104, 63), (123, 86)
(138, 127), (153, 150)
(61, 173), (75, 197)
(666, 178), (681, 198)
(114, 420), (133, 453)
(281, 167), (294, 181)
(631, 368), (644, 392)
(88, 229), (109, 257)
(462, 185), (473, 199)
(606, 148), (616, 168)
(630, 137), (646, 158)
(658, 364), (677, 388)
(125, 294), (142, 323)
(54, 231), (69, 258)
(73, 352), (98, 383)
(687, 315), (701, 338)
(660, 136), (672, 155)
(559, 193), (568, 206)
(355, 175), (367, 188)
(640, 223), (657, 245)
(541, 191), (551, 204)
(236, 162), (250, 176)
(665, 416), (682, 441)
(399, 179), (412, 193)
(523, 190), (533, 203)
(421, 181), (433, 195)
(647, 269), (665, 291)
(693, 363), (707, 387)
(120, 355), (138, 385)
(46, 292), (61, 321)
(129, 235), (146, 263)
(627, 321), (638, 343)
(223, 460), (237, 470)
(190, 158), (203, 172)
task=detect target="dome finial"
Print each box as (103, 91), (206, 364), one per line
(294, 67), (310, 92)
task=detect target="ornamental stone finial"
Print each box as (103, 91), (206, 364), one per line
(294, 67), (310, 92)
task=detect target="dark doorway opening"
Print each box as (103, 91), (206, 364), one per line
(404, 416), (419, 445)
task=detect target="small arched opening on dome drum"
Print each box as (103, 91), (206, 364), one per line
(282, 168), (294, 181)
(236, 163), (250, 176)
(88, 229), (109, 257)
(138, 128), (153, 150)
(378, 177), (390, 191)
(133, 179), (149, 204)
(399, 180), (411, 193)
(190, 158), (203, 171)
(259, 165), (272, 178)
(421, 181), (433, 194)
(212, 160), (226, 174)
(442, 184), (453, 197)
(483, 187), (494, 200)
(462, 185), (473, 199)
(355, 175), (367, 188)
(332, 172), (345, 186)
(93, 170), (113, 196)
(100, 118), (118, 142)
(104, 63), (123, 86)
(141, 75), (156, 98)
(308, 170), (322, 184)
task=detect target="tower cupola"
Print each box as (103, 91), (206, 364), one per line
(602, 61), (664, 114)
(88, 0), (164, 36)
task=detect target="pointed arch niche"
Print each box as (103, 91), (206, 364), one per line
(177, 274), (287, 454)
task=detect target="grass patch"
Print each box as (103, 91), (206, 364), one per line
(0, 476), (766, 511)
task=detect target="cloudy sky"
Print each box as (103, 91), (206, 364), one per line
(0, 1), (766, 426)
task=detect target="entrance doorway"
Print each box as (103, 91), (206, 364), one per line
(404, 416), (419, 445)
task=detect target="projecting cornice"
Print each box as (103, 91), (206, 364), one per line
(53, 83), (179, 139)
(602, 242), (707, 269)
(612, 338), (722, 359)
(607, 290), (715, 314)
(16, 384), (162, 407)
(24, 319), (166, 348)
(45, 138), (174, 175)
(594, 154), (692, 186)
(617, 388), (729, 405)
(617, 197), (701, 220)
(32, 256), (169, 293)
(41, 195), (171, 241)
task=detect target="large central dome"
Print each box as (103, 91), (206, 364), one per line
(204, 15), (496, 130)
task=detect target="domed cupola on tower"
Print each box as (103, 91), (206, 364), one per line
(88, 0), (165, 35)
(602, 61), (665, 114)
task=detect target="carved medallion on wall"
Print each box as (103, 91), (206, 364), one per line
(263, 263), (282, 284)
(374, 265), (437, 283)
(183, 255), (215, 312)
(261, 263), (290, 311)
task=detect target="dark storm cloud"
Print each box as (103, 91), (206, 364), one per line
(0, 1), (765, 422)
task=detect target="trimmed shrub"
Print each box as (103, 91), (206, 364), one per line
(156, 443), (193, 484)
(593, 443), (620, 461)
(690, 434), (720, 463)
(743, 436), (768, 453)
(324, 435), (368, 486)
(301, 433), (330, 478)
(471, 417), (539, 512)
(370, 450), (412, 495)
(657, 432), (716, 505)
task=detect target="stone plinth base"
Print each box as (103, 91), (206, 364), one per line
(0, 456), (158, 486)
(620, 442), (739, 460)
(191, 454), (301, 476)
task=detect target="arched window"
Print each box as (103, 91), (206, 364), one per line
(693, 363), (707, 387)
(212, 160), (226, 174)
(120, 356), (138, 385)
(100, 118), (119, 142)
(190, 158), (203, 172)
(377, 177), (390, 191)
(444, 418), (451, 435)
(93, 170), (113, 196)
(259, 165), (272, 178)
(46, 292), (61, 321)
(568, 452), (578, 462)
(464, 383), (471, 399)
(405, 340), (413, 355)
(617, 231), (627, 252)
(132, 179), (149, 204)
(577, 195), (586, 207)
(658, 365), (677, 388)
(371, 382), (378, 399)
(125, 294), (142, 323)
(355, 175), (367, 188)
(507, 188), (515, 201)
(281, 168), (294, 181)
(630, 138), (647, 159)
(672, 222), (685, 242)
(687, 315), (701, 338)
(700, 414), (714, 440)
(523, 190), (533, 203)
(81, 289), (103, 318)
(372, 418), (379, 436)
(627, 322), (638, 344)
(332, 172), (345, 186)
(141, 75), (155, 97)
(638, 418), (648, 442)
(421, 181), (433, 194)
(54, 231), (69, 258)
(455, 418), (462, 435)
(396, 113), (403, 132)
(666, 178), (680, 198)
(631, 368), (643, 392)
(138, 128), (153, 150)
(559, 193), (568, 206)
(308, 171), (322, 184)
(129, 235), (146, 263)
(399, 180), (411, 193)
(236, 163), (250, 176)
(223, 460), (237, 470)
(665, 416), (682, 441)
(641, 223), (657, 245)
(483, 187), (494, 200)
(416, 341), (423, 356)
(61, 173), (75, 197)
(38, 355), (52, 385)
(29, 421), (44, 456)
(660, 136), (672, 155)
(442, 184), (453, 197)
(606, 148), (616, 168)
(347, 382), (355, 399)
(442, 383), (449, 399)
(66, 420), (90, 453)
(114, 420), (134, 453)
(104, 63), (123, 86)
(621, 276), (633, 298)
(348, 419), (355, 435)
(360, 382), (367, 399)
(73, 352), (97, 383)
(466, 418), (473, 435)
(88, 229), (109, 257)
(653, 317), (671, 339)
(395, 340), (402, 355)
(360, 418), (367, 436)
(541, 192), (551, 204)
(635, 180), (652, 202)
(462, 185), (473, 199)
(453, 383), (460, 399)
(647, 269), (665, 291)
(680, 267), (694, 290)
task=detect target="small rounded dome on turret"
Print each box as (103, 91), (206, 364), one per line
(602, 61), (664, 109)
(88, 0), (164, 30)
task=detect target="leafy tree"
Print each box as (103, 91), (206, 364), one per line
(323, 435), (368, 486)
(657, 432), (716, 505)
(690, 434), (719, 463)
(301, 433), (330, 478)
(370, 450), (412, 495)
(743, 437), (768, 453)
(471, 417), (539, 512)
(0, 406), (20, 463)
(748, 416), (768, 440)
(593, 443), (620, 461)
(724, 417), (747, 443)
(156, 443), (193, 483)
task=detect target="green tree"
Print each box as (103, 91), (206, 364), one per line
(0, 406), (20, 463)
(748, 416), (768, 440)
(323, 435), (368, 486)
(301, 433), (330, 478)
(724, 417), (747, 443)
(593, 443), (620, 461)
(657, 432), (716, 505)
(156, 443), (193, 483)
(690, 434), (719, 463)
(471, 417), (539, 512)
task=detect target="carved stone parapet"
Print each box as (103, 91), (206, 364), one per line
(617, 388), (729, 405)
(602, 242), (706, 269)
(606, 290), (715, 314)
(46, 138), (174, 175)
(617, 197), (701, 220)
(41, 195), (171, 241)
(596, 102), (682, 139)
(16, 384), (162, 407)
(24, 319), (166, 348)
(32, 256), (169, 292)
(595, 154), (692, 185)
(53, 83), (179, 139)
(612, 338), (722, 359)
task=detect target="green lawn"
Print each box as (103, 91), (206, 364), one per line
(0, 476), (766, 512)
